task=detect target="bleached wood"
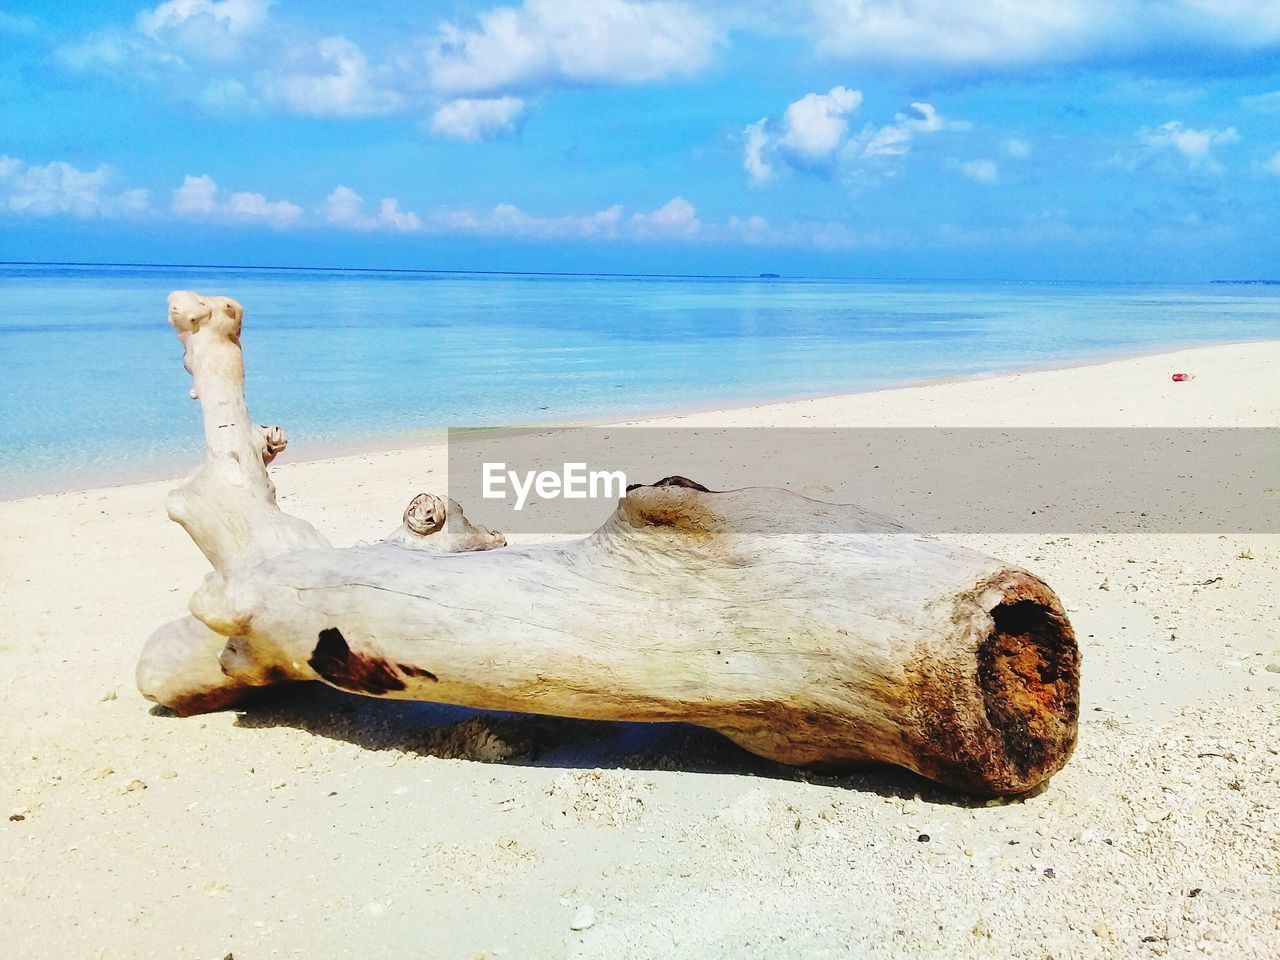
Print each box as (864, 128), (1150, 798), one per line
(381, 493), (507, 553)
(138, 291), (1080, 795)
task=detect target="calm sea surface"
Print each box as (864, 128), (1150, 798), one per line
(2, 263), (1278, 497)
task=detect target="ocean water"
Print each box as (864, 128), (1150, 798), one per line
(2, 263), (1278, 497)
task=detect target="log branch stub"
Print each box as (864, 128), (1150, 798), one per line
(260, 425), (288, 464)
(383, 493), (507, 552)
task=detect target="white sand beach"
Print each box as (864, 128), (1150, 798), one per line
(2, 340), (1278, 959)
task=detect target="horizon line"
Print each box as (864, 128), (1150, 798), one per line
(0, 259), (1260, 285)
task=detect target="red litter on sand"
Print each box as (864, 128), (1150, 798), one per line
(1171, 373), (1194, 382)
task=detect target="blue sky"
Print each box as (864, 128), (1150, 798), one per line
(1, 0), (1278, 279)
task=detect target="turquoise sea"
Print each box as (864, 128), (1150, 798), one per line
(2, 263), (1278, 497)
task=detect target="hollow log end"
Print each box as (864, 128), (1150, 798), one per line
(912, 574), (1080, 796)
(404, 493), (447, 535)
(624, 475), (712, 493)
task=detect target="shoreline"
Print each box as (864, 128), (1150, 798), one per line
(4, 337), (1276, 503)
(3, 332), (1277, 958)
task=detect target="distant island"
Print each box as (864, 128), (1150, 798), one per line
(1209, 279), (1279, 285)
(758, 272), (781, 279)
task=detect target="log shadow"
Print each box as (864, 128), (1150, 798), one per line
(220, 682), (1015, 807)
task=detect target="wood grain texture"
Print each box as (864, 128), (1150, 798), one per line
(137, 291), (1080, 795)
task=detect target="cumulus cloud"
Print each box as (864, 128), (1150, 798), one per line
(0, 155), (149, 218)
(425, 196), (876, 250)
(628, 196), (701, 237)
(62, 0), (270, 71)
(805, 0), (1101, 66)
(959, 158), (1000, 183)
(427, 0), (720, 95)
(259, 36), (405, 117)
(170, 173), (218, 214)
(430, 202), (623, 240)
(58, 0), (724, 136)
(427, 197), (707, 242)
(225, 190), (302, 223)
(0, 151), (892, 253)
(1139, 121), (1240, 171)
(172, 173), (302, 228)
(136, 0), (269, 43)
(747, 95), (969, 186)
(744, 86), (864, 184)
(431, 97), (526, 141)
(1258, 151), (1280, 176)
(778, 86), (863, 159)
(802, 0), (1280, 69)
(323, 186), (422, 232)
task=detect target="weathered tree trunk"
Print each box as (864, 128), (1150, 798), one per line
(139, 291), (1080, 796)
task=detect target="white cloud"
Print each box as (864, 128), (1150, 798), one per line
(722, 214), (873, 250)
(58, 0), (719, 135)
(431, 201), (625, 240)
(60, 5), (406, 120)
(424, 196), (877, 249)
(376, 198), (421, 233)
(323, 186), (422, 232)
(628, 196), (701, 237)
(259, 36), (405, 117)
(430, 96), (526, 141)
(777, 86), (863, 159)
(960, 158), (1000, 183)
(427, 0), (720, 95)
(743, 119), (774, 185)
(854, 102), (969, 160)
(744, 86), (866, 183)
(322, 185), (368, 226)
(0, 153), (891, 253)
(837, 103), (971, 191)
(136, 0), (269, 41)
(426, 196), (706, 241)
(1003, 138), (1033, 158)
(747, 95), (969, 186)
(425, 196), (877, 250)
(802, 0), (1280, 68)
(172, 173), (218, 215)
(1259, 151), (1280, 176)
(0, 155), (149, 218)
(1139, 120), (1240, 170)
(172, 173), (302, 228)
(225, 190), (304, 225)
(806, 0), (1101, 66)
(63, 0), (270, 71)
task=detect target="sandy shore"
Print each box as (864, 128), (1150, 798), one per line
(2, 341), (1278, 959)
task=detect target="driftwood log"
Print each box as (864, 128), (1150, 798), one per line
(139, 291), (1080, 796)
